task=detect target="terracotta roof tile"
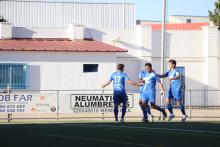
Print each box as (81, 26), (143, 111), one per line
(0, 39), (127, 52)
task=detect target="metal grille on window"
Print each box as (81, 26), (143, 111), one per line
(0, 63), (28, 90)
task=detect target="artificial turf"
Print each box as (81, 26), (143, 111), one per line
(0, 121), (220, 147)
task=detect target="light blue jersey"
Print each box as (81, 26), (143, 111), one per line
(138, 70), (145, 93)
(139, 70), (160, 103)
(140, 70), (160, 92)
(163, 69), (181, 88)
(164, 69), (181, 100)
(109, 71), (129, 92)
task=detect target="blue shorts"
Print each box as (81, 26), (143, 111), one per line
(140, 90), (155, 104)
(113, 91), (127, 105)
(166, 87), (181, 100)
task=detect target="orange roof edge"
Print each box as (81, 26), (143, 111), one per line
(144, 22), (209, 30)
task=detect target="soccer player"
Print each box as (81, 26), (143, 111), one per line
(139, 70), (154, 122)
(158, 59), (188, 122)
(139, 63), (167, 123)
(102, 64), (140, 123)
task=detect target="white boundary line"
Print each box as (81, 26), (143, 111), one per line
(61, 123), (220, 136)
(48, 134), (153, 147)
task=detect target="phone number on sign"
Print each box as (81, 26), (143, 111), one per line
(72, 108), (101, 113)
(72, 108), (114, 113)
(0, 105), (25, 113)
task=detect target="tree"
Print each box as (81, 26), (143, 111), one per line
(208, 0), (220, 29)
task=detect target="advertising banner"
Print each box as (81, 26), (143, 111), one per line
(0, 93), (57, 113)
(59, 93), (137, 114)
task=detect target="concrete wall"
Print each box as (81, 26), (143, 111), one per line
(88, 25), (216, 91)
(149, 28), (208, 90)
(218, 31), (220, 91)
(204, 26), (219, 90)
(12, 27), (68, 39)
(0, 51), (117, 91)
(87, 28), (141, 58)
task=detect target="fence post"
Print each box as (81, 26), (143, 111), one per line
(7, 113), (10, 123)
(7, 113), (12, 123)
(159, 94), (163, 120)
(189, 90), (192, 120)
(102, 112), (104, 120)
(57, 90), (60, 120)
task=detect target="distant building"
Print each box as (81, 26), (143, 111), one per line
(137, 15), (209, 25)
(169, 15), (209, 23)
(0, 0), (135, 29)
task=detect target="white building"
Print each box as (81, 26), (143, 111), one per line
(0, 0), (220, 106)
(169, 15), (210, 24)
(0, 0), (135, 29)
(0, 23), (128, 91)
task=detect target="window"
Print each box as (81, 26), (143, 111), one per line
(186, 19), (191, 23)
(83, 64), (98, 73)
(0, 63), (28, 89)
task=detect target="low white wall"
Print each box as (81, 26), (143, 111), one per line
(12, 27), (68, 38)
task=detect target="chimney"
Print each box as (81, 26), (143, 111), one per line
(67, 24), (84, 40)
(0, 22), (12, 39)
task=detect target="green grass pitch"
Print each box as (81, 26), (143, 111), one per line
(0, 121), (220, 147)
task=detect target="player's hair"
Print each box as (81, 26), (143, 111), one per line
(145, 62), (152, 68)
(168, 59), (177, 67)
(117, 64), (124, 71)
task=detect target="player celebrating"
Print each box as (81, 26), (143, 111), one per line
(139, 63), (167, 123)
(102, 64), (139, 123)
(139, 70), (154, 122)
(158, 59), (188, 122)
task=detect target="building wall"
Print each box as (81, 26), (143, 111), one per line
(100, 26), (210, 91)
(166, 30), (204, 57)
(88, 28), (141, 58)
(0, 0), (135, 29)
(4, 25), (220, 91)
(12, 26), (142, 58)
(150, 30), (204, 58)
(12, 27), (68, 39)
(218, 31), (220, 89)
(169, 15), (209, 23)
(2, 23), (220, 93)
(150, 28), (208, 90)
(116, 57), (140, 92)
(0, 51), (116, 90)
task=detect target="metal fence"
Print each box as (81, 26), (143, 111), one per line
(0, 89), (220, 122)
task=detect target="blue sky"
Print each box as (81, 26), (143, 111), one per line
(136, 0), (217, 21)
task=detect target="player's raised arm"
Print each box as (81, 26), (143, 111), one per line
(158, 80), (165, 96)
(101, 80), (111, 88)
(102, 73), (113, 88)
(124, 72), (140, 87)
(155, 74), (165, 96)
(157, 72), (169, 78)
(128, 80), (141, 87)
